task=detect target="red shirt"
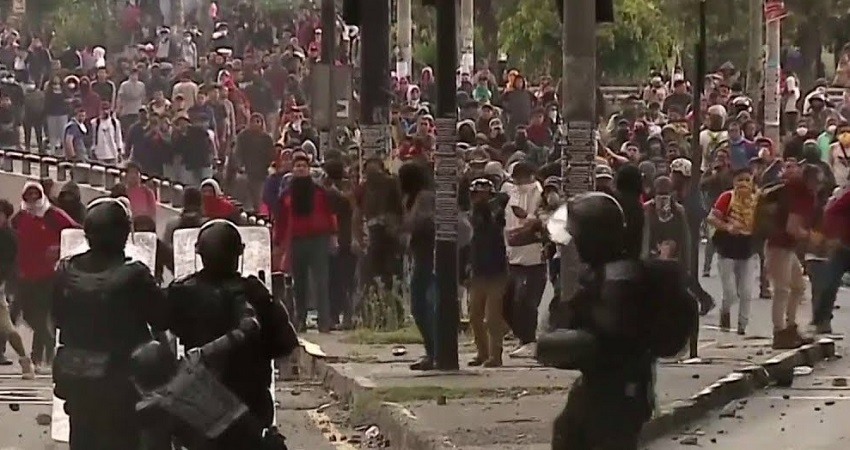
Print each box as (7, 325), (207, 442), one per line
(274, 186), (337, 244)
(825, 189), (850, 246)
(11, 207), (79, 281)
(767, 180), (816, 249)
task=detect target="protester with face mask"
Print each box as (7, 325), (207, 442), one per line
(10, 182), (79, 374)
(642, 175), (691, 272)
(708, 168), (757, 335)
(274, 154), (338, 332)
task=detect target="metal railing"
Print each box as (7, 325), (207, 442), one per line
(0, 151), (272, 229)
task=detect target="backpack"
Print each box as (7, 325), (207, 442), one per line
(92, 116), (120, 147)
(642, 260), (698, 358)
(752, 181), (788, 239)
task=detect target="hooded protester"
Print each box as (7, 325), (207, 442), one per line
(55, 181), (86, 224)
(200, 178), (239, 221)
(419, 67), (436, 103)
(699, 105), (729, 172)
(274, 154), (338, 332)
(11, 181), (79, 373)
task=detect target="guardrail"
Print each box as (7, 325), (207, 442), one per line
(0, 151), (272, 231)
(599, 85), (848, 106)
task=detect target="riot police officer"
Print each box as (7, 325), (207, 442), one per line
(541, 192), (695, 450)
(52, 197), (167, 449)
(162, 219), (299, 447)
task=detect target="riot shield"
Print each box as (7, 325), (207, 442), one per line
(172, 226), (272, 290)
(171, 226), (277, 425)
(51, 229), (158, 443)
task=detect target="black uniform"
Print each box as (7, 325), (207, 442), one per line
(164, 272), (299, 427)
(52, 199), (167, 450)
(543, 192), (665, 450)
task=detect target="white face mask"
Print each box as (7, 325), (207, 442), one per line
(548, 111), (557, 121)
(828, 125), (837, 135)
(796, 127), (808, 137)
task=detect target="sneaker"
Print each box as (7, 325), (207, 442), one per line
(468, 356), (486, 367)
(789, 324), (814, 345)
(508, 342), (536, 359)
(0, 355), (13, 366)
(699, 297), (716, 316)
(19, 358), (34, 380)
(35, 364), (51, 375)
(759, 287), (773, 299)
(409, 357), (434, 371)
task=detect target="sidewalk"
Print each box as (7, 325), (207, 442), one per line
(295, 316), (838, 450)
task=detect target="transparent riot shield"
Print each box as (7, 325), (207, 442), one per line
(51, 229), (158, 443)
(171, 226), (276, 425)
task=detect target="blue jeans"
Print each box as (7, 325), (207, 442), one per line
(291, 236), (331, 331)
(410, 259), (436, 360)
(814, 246), (850, 325)
(806, 259), (830, 324)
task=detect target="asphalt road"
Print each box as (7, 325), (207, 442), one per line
(0, 371), (357, 450)
(648, 356), (850, 450)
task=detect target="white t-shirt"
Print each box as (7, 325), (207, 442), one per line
(699, 129), (729, 172)
(501, 180), (544, 266)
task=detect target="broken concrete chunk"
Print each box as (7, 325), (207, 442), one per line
(679, 436), (699, 445)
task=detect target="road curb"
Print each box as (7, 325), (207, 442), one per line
(295, 338), (837, 450)
(640, 337), (837, 443)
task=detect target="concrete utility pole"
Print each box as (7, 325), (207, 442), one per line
(558, 0), (597, 316)
(320, 0), (336, 157)
(763, 0), (783, 146)
(396, 0), (413, 78)
(459, 0), (475, 75)
(746, 0), (764, 103)
(358, 0), (392, 158)
(433, 0), (459, 371)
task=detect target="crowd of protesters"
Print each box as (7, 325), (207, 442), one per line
(0, 0), (849, 382)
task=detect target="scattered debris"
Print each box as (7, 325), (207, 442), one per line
(825, 400), (836, 406)
(391, 346), (407, 357)
(782, 394), (791, 400)
(833, 377), (848, 387)
(815, 407), (821, 412)
(436, 395), (447, 405)
(793, 366), (813, 376)
(365, 425), (381, 439)
(710, 438), (717, 444)
(679, 436), (699, 445)
(35, 414), (51, 426)
(8, 403), (18, 412)
(692, 374), (700, 379)
(514, 389), (529, 399)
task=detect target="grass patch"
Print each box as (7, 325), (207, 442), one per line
(342, 325), (424, 345)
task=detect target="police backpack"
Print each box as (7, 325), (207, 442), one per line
(642, 260), (698, 358)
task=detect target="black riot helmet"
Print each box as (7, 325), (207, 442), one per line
(195, 219), (244, 275)
(84, 197), (132, 254)
(567, 192), (627, 266)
